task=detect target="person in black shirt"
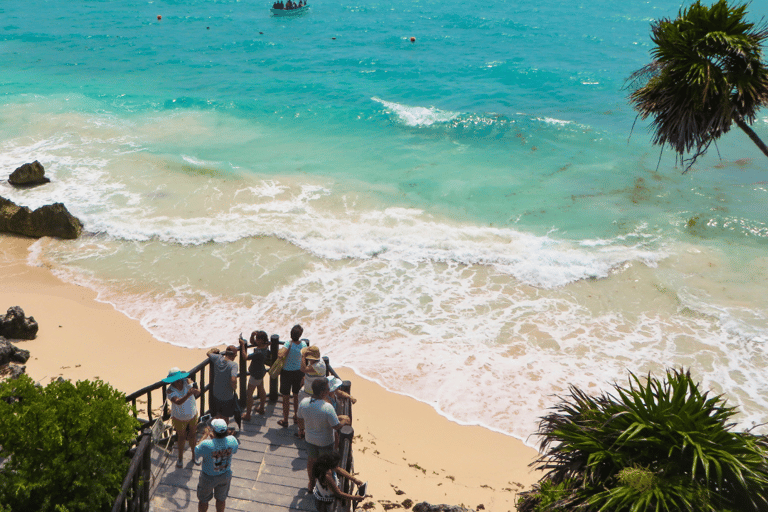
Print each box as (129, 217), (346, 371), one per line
(241, 330), (271, 421)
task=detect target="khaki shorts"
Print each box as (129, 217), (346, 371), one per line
(197, 471), (232, 503)
(306, 442), (334, 459)
(172, 414), (198, 433)
(248, 375), (264, 388)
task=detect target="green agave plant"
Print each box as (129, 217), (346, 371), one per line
(517, 368), (768, 512)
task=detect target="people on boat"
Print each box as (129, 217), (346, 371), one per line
(286, 0), (293, 8)
(273, 1), (281, 8)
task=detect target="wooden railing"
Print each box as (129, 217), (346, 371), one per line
(334, 380), (355, 512)
(112, 334), (354, 512)
(110, 432), (151, 512)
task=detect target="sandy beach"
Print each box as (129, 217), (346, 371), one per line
(1, 233), (541, 511)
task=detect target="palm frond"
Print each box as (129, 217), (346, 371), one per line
(627, 0), (768, 168)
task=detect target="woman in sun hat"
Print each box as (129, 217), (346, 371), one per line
(294, 345), (326, 438)
(163, 367), (201, 468)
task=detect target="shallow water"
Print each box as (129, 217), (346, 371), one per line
(2, 0), (768, 442)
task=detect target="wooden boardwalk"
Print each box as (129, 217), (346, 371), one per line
(150, 402), (316, 512)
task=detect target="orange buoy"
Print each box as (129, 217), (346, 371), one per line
(157, 15), (162, 20)
(410, 37), (415, 43)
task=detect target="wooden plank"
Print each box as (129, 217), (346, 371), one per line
(152, 484), (315, 511)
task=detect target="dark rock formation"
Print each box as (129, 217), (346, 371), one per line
(0, 307), (39, 340)
(413, 504), (476, 512)
(8, 161), (50, 187)
(0, 336), (31, 365)
(0, 196), (83, 239)
(6, 363), (26, 380)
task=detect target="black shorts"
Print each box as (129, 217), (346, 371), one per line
(279, 369), (303, 396)
(210, 394), (240, 418)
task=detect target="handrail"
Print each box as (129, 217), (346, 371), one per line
(111, 432), (152, 512)
(333, 380), (355, 512)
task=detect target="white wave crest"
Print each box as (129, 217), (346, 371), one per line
(372, 97), (460, 127)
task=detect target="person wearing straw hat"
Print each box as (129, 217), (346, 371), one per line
(163, 367), (201, 468)
(295, 345), (326, 438)
(195, 418), (239, 512)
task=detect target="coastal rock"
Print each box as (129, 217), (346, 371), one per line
(412, 504), (476, 512)
(0, 336), (31, 365)
(8, 161), (50, 187)
(0, 196), (83, 239)
(0, 307), (39, 340)
(8, 364), (26, 379)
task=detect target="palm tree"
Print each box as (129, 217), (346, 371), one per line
(517, 369), (768, 512)
(628, 0), (768, 170)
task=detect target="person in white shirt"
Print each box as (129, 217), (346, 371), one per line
(163, 367), (201, 468)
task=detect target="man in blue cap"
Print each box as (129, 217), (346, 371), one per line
(195, 418), (239, 512)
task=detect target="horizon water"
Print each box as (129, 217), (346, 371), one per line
(2, 0), (768, 444)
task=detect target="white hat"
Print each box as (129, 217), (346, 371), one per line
(327, 376), (343, 392)
(211, 419), (228, 433)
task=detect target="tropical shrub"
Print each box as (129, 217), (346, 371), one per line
(0, 375), (139, 512)
(517, 368), (768, 512)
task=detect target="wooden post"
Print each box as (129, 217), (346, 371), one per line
(269, 334), (280, 402)
(147, 389), (153, 423)
(239, 344), (248, 409)
(140, 432), (151, 511)
(161, 384), (170, 421)
(341, 381), (352, 422)
(199, 369), (207, 416)
(208, 361), (215, 412)
(324, 356), (341, 379)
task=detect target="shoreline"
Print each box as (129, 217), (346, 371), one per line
(0, 233), (542, 511)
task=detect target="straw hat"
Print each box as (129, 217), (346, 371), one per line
(301, 346), (321, 361)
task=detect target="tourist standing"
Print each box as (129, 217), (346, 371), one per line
(277, 324), (307, 428)
(242, 330), (270, 421)
(207, 341), (243, 430)
(297, 377), (346, 492)
(164, 367), (201, 468)
(194, 418), (239, 512)
(296, 345), (326, 438)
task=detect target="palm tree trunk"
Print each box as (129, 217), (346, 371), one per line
(733, 116), (768, 159)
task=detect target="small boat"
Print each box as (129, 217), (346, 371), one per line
(270, 4), (309, 16)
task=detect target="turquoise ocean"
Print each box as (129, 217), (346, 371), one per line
(2, 0), (768, 443)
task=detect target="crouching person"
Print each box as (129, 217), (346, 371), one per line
(195, 419), (239, 512)
(313, 452), (367, 511)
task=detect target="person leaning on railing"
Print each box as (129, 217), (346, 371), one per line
(312, 452), (367, 511)
(207, 343), (242, 430)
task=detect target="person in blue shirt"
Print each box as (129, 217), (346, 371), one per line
(277, 324), (307, 428)
(194, 419), (239, 512)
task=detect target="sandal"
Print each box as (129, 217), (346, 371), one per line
(256, 407), (265, 415)
(277, 419), (289, 428)
(176, 459), (183, 468)
(294, 430), (305, 439)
